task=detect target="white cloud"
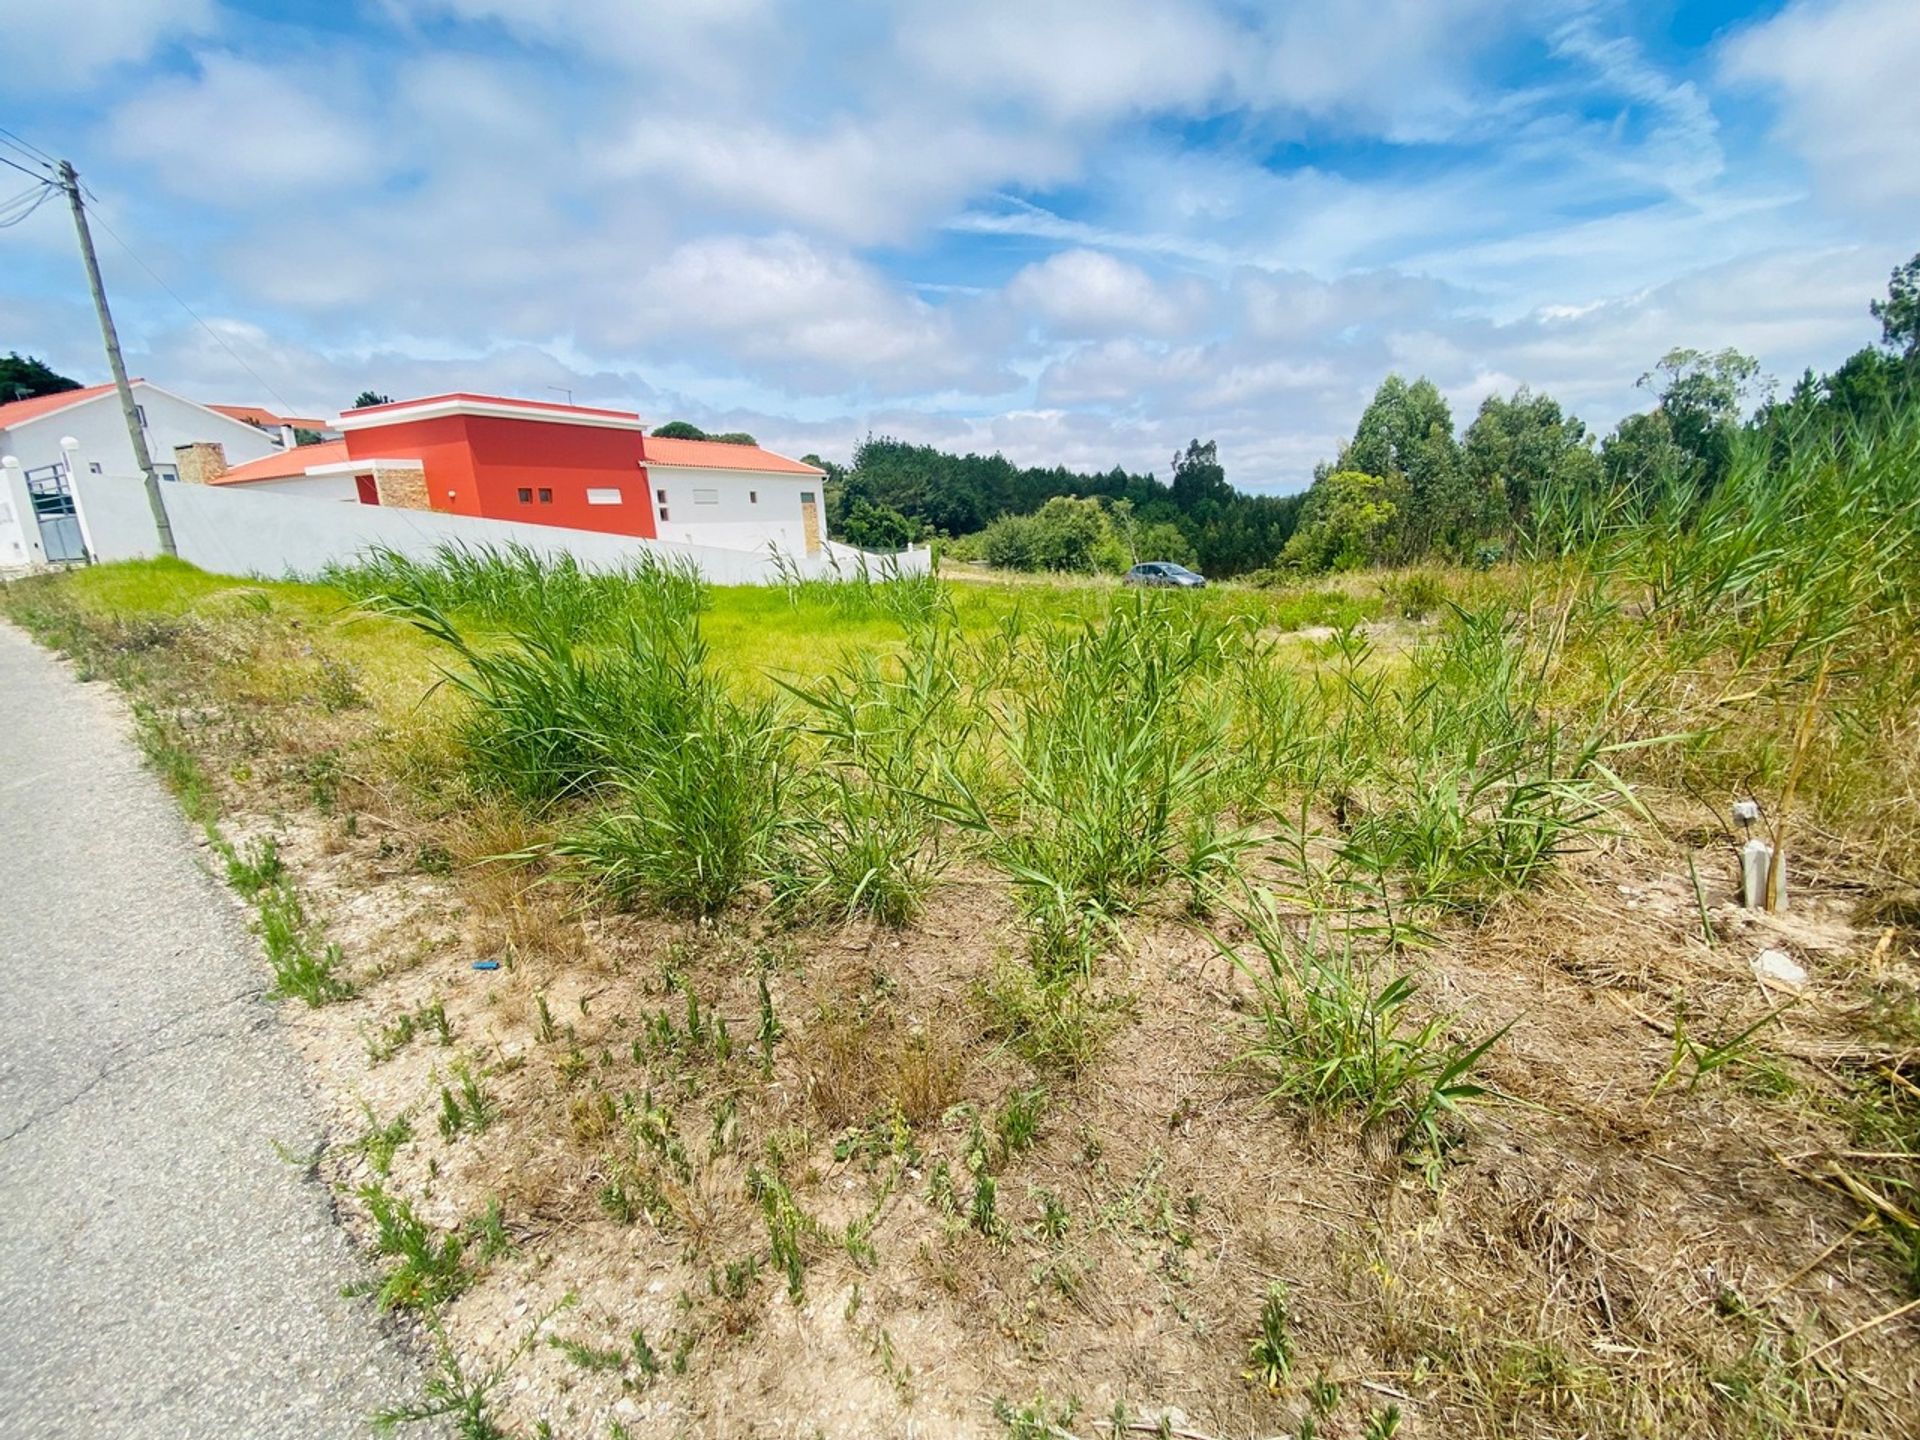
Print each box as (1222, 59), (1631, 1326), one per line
(108, 54), (380, 202)
(627, 235), (1010, 396)
(0, 0), (213, 80)
(599, 116), (1073, 244)
(896, 0), (1240, 122)
(1722, 0), (1920, 221)
(1005, 250), (1198, 338)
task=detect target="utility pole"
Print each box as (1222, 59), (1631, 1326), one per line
(58, 160), (176, 557)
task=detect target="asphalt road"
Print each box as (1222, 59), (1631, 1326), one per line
(0, 621), (428, 1438)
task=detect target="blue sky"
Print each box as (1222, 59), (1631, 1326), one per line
(2, 0), (1915, 492)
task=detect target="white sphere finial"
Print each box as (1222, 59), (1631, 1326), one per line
(1, 455), (20, 469)
(60, 435), (80, 450)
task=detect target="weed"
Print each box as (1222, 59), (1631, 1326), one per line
(772, 633), (962, 925)
(351, 1103), (413, 1177)
(254, 882), (352, 1006)
(1650, 999), (1797, 1099)
(219, 834), (286, 898)
(1248, 1282), (1294, 1388)
(132, 701), (219, 826)
(437, 1061), (498, 1140)
(753, 1168), (816, 1299)
(995, 1088), (1047, 1159)
(630, 1327), (661, 1379)
(1032, 1187), (1072, 1243)
(992, 1393), (1079, 1439)
(549, 1334), (627, 1372)
(970, 1171), (1003, 1240)
(1226, 897), (1508, 1176)
(355, 1184), (472, 1312)
(375, 1294), (573, 1439)
(977, 959), (1116, 1076)
(366, 1001), (452, 1064)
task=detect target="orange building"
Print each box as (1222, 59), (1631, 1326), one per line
(203, 391), (828, 555)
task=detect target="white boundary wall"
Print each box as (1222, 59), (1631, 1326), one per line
(70, 472), (927, 585)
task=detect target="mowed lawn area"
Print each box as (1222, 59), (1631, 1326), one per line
(4, 500), (1917, 1439)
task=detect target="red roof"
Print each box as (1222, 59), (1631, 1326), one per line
(209, 404), (332, 431)
(642, 435), (824, 476)
(0, 381), (125, 430)
(213, 438), (351, 485)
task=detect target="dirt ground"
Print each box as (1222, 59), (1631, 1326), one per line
(220, 783), (1920, 1440)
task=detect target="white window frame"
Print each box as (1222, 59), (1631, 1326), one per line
(586, 487), (623, 506)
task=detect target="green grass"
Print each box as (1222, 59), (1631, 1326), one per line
(1225, 898), (1509, 1178)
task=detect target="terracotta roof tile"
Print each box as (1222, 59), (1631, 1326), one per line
(643, 435), (824, 476)
(212, 438), (351, 485)
(0, 381), (125, 430)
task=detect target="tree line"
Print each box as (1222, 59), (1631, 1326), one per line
(817, 436), (1303, 576)
(821, 251), (1918, 578)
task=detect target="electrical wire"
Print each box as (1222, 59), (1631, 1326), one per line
(80, 198), (304, 419)
(0, 125), (58, 167)
(1, 136), (304, 418)
(0, 150), (51, 182)
(0, 179), (56, 227)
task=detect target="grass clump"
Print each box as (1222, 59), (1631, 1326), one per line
(354, 1183), (476, 1312)
(772, 632), (963, 925)
(254, 875), (353, 1005)
(950, 597), (1237, 968)
(329, 541), (705, 640)
(1226, 898), (1507, 1177)
(1247, 1282), (1295, 1388)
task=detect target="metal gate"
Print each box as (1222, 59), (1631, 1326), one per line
(24, 464), (88, 564)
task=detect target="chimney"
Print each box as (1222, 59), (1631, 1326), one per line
(174, 441), (229, 486)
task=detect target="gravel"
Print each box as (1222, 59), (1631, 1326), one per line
(0, 621), (431, 1439)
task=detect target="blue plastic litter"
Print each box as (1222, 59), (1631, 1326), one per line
(471, 959), (501, 971)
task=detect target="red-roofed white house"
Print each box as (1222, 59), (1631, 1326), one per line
(0, 380), (282, 481)
(207, 392), (831, 556)
(0, 381), (283, 568)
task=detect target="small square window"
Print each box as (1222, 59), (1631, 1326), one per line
(658, 508), (669, 522)
(749, 490), (758, 504)
(517, 487), (533, 503)
(89, 462), (103, 474)
(655, 489), (667, 504)
(801, 491), (816, 504)
(134, 404), (148, 427)
(538, 487), (553, 503)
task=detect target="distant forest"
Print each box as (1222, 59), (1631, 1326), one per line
(815, 437), (1303, 577)
(819, 250), (1919, 579)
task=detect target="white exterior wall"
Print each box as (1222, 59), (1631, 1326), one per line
(648, 467), (821, 552)
(233, 473), (362, 501)
(0, 383), (282, 480)
(67, 471), (927, 586)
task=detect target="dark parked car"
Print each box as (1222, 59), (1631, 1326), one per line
(1122, 561), (1207, 588)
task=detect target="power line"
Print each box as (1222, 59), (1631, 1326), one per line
(79, 195), (304, 420)
(0, 181), (56, 228)
(0, 125), (58, 167)
(0, 150), (51, 182)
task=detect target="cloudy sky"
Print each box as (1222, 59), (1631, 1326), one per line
(2, 0), (1915, 492)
